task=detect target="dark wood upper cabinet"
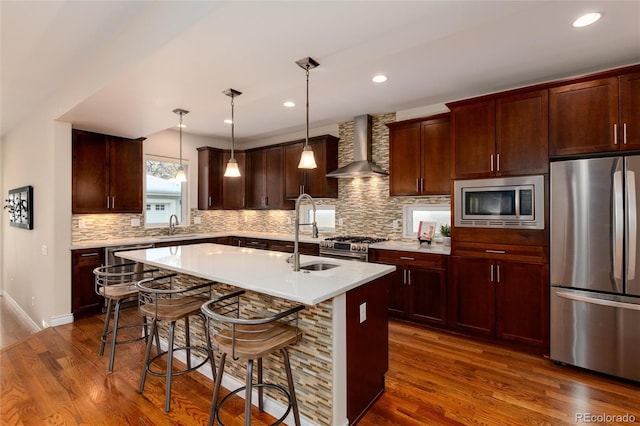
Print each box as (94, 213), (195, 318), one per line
(197, 147), (223, 210)
(450, 90), (548, 179)
(550, 71), (640, 156)
(283, 135), (339, 199)
(549, 77), (619, 156)
(246, 146), (293, 210)
(620, 71), (640, 149)
(222, 151), (246, 210)
(197, 147), (245, 210)
(72, 129), (143, 214)
(387, 114), (450, 196)
(496, 90), (549, 175)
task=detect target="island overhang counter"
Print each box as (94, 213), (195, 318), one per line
(118, 243), (395, 426)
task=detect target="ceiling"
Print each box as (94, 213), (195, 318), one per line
(2, 1), (639, 146)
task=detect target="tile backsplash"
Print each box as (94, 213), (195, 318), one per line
(72, 112), (450, 243)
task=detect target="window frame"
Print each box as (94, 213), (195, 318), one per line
(144, 154), (189, 228)
(299, 204), (336, 233)
(402, 204), (450, 239)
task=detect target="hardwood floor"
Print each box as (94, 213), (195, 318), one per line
(0, 296), (39, 351)
(1, 306), (638, 425)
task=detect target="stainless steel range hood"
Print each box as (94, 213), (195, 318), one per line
(326, 114), (388, 178)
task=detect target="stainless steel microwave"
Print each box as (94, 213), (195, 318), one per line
(454, 175), (545, 229)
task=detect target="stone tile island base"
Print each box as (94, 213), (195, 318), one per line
(152, 272), (390, 426)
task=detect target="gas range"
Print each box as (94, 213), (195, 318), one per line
(319, 236), (387, 262)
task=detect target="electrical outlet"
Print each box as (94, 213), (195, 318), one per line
(131, 218), (141, 227)
(287, 217), (292, 225)
(338, 218), (344, 226)
(359, 302), (367, 323)
(78, 219), (86, 229)
(193, 216), (202, 225)
(41, 245), (48, 255)
(31, 296), (35, 307)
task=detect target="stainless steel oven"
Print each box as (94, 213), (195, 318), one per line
(319, 236), (387, 262)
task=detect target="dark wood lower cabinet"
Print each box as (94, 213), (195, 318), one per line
(369, 249), (447, 326)
(72, 248), (105, 315)
(448, 255), (549, 347)
(346, 274), (389, 425)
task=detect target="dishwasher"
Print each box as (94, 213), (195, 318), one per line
(105, 243), (155, 274)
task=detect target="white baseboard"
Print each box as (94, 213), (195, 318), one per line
(2, 293), (41, 333)
(51, 314), (74, 327)
(154, 338), (317, 426)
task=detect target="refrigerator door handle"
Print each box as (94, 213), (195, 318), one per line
(628, 170), (637, 281)
(614, 170), (624, 280)
(556, 291), (640, 311)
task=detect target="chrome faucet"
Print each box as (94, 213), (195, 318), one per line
(169, 214), (179, 235)
(288, 193), (318, 271)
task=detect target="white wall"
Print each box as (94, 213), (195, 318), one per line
(1, 112), (71, 328)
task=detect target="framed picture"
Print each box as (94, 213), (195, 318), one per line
(4, 185), (33, 229)
(417, 220), (436, 242)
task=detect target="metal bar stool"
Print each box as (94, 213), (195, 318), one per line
(201, 290), (304, 426)
(93, 262), (158, 372)
(137, 273), (217, 413)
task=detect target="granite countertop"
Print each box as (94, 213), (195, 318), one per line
(117, 243), (396, 305)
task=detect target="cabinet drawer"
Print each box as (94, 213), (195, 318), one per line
(370, 249), (445, 268)
(453, 241), (548, 263)
(73, 248), (105, 264)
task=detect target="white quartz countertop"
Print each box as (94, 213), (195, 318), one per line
(369, 240), (451, 255)
(116, 243), (396, 306)
(70, 231), (322, 250)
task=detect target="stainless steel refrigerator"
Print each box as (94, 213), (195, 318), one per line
(551, 156), (640, 382)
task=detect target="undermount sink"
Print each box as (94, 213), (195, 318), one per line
(156, 234), (203, 240)
(299, 262), (339, 271)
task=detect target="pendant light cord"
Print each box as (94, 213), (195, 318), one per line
(305, 66), (310, 147)
(179, 113), (183, 167)
(231, 95), (235, 158)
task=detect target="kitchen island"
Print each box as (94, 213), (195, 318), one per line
(118, 243), (395, 426)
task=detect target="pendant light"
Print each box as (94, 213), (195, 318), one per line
(223, 88), (242, 178)
(296, 57), (319, 169)
(173, 108), (189, 182)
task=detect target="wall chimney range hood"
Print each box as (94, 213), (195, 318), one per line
(326, 114), (388, 178)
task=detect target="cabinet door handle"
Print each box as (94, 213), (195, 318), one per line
(496, 265), (500, 283)
(624, 123), (628, 145)
(485, 249), (506, 254)
(407, 270), (411, 285)
(399, 256), (415, 261)
(403, 269), (407, 284)
(490, 154), (494, 172)
(496, 154), (500, 172)
(208, 196), (212, 207)
(490, 264), (494, 282)
(614, 124), (618, 145)
(111, 196), (115, 209)
(106, 197), (110, 209)
(81, 252), (100, 257)
(416, 178), (420, 193)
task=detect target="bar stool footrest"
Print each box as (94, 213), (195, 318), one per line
(215, 383), (293, 426)
(145, 346), (211, 378)
(100, 322), (148, 347)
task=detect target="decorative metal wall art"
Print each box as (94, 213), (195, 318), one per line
(3, 186), (33, 229)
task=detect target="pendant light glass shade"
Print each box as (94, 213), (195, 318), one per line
(175, 166), (187, 182)
(296, 57), (319, 169)
(173, 108), (189, 182)
(298, 145), (317, 168)
(224, 158), (241, 177)
(223, 88), (242, 178)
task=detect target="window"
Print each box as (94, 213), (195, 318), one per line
(145, 156), (188, 226)
(300, 205), (336, 232)
(403, 204), (450, 238)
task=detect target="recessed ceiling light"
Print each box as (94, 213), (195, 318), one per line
(224, 119), (233, 124)
(572, 12), (602, 28)
(372, 74), (388, 83)
(283, 101), (295, 107)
